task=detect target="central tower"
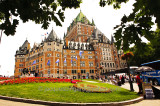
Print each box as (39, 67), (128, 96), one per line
(65, 11), (95, 46)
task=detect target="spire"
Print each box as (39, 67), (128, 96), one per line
(92, 18), (95, 26)
(111, 35), (114, 44)
(63, 32), (66, 39)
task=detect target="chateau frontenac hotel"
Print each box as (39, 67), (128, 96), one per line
(14, 11), (126, 79)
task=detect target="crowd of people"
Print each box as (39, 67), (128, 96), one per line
(100, 73), (143, 94)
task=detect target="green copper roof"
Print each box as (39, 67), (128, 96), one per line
(74, 11), (85, 22)
(74, 11), (94, 25)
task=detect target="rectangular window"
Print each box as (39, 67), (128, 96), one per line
(57, 62), (59, 66)
(88, 56), (92, 59)
(81, 70), (86, 73)
(71, 50), (75, 53)
(48, 69), (50, 74)
(72, 70), (77, 74)
(57, 43), (59, 46)
(36, 65), (39, 69)
(90, 70), (94, 73)
(57, 69), (59, 74)
(47, 53), (51, 57)
(57, 54), (59, 57)
(19, 69), (21, 73)
(36, 59), (39, 63)
(89, 62), (93, 67)
(80, 56), (85, 59)
(64, 63), (67, 66)
(47, 48), (51, 51)
(48, 42), (51, 45)
(97, 63), (99, 67)
(40, 64), (42, 68)
(64, 70), (67, 74)
(19, 64), (23, 67)
(88, 51), (92, 54)
(20, 59), (23, 62)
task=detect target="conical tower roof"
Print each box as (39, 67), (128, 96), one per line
(46, 28), (58, 42)
(21, 39), (29, 48)
(16, 39), (30, 55)
(74, 10), (91, 24)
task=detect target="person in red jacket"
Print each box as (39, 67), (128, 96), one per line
(136, 73), (143, 94)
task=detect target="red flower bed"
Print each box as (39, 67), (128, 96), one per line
(0, 77), (11, 81)
(0, 77), (81, 85)
(73, 83), (111, 93)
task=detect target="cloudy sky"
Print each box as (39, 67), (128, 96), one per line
(0, 0), (136, 76)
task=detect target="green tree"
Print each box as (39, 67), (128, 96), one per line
(100, 0), (160, 51)
(129, 27), (160, 66)
(0, 0), (81, 35)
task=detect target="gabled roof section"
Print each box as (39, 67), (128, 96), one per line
(45, 28), (58, 42)
(91, 28), (111, 44)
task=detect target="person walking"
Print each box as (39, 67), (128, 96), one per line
(136, 73), (143, 94)
(121, 75), (125, 84)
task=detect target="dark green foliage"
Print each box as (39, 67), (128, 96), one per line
(0, 0), (82, 36)
(129, 28), (160, 66)
(100, 0), (160, 52)
(99, 0), (160, 65)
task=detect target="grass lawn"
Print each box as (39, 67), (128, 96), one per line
(0, 82), (139, 103)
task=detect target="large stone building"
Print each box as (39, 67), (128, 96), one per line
(14, 11), (126, 78)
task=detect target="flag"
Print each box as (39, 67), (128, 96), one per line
(56, 59), (59, 63)
(32, 60), (36, 65)
(76, 56), (77, 60)
(79, 51), (83, 56)
(47, 60), (50, 66)
(64, 58), (66, 63)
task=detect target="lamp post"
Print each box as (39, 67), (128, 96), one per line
(121, 52), (134, 91)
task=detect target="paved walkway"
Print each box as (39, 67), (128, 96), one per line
(120, 82), (139, 92)
(0, 99), (45, 106)
(125, 100), (160, 106)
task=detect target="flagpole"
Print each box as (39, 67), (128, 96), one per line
(79, 51), (82, 81)
(58, 62), (59, 78)
(77, 56), (78, 80)
(71, 57), (73, 79)
(80, 55), (82, 81)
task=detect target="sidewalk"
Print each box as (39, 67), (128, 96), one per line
(0, 99), (45, 106)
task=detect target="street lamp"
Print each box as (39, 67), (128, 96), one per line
(121, 52), (134, 91)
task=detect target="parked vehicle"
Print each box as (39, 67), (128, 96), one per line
(141, 60), (160, 85)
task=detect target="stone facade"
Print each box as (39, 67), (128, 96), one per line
(14, 11), (126, 78)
